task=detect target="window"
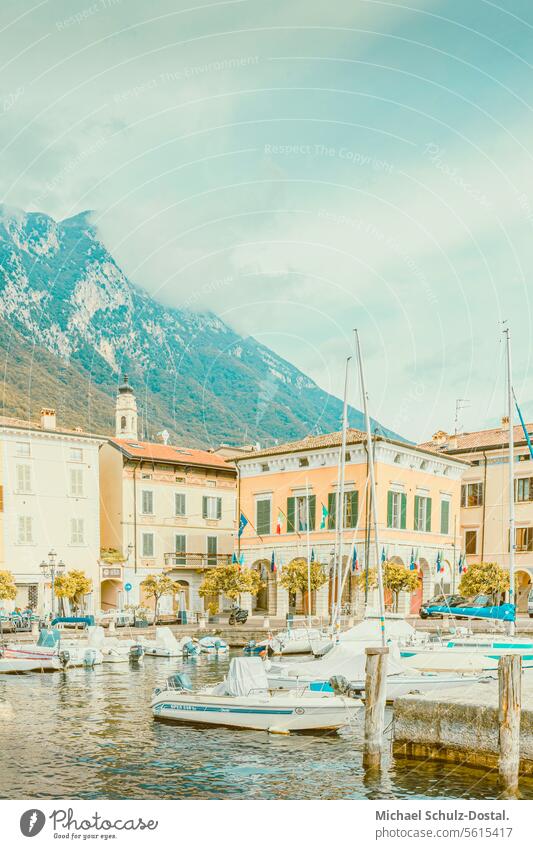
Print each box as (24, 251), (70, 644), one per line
(69, 447), (83, 462)
(175, 534), (186, 564)
(440, 499), (450, 535)
(461, 482), (483, 507)
(207, 536), (217, 565)
(256, 498), (271, 535)
(326, 492), (358, 529)
(387, 491), (406, 530)
(69, 467), (84, 497)
(465, 530), (477, 555)
(70, 518), (85, 545)
(141, 490), (154, 515)
(260, 463), (269, 472)
(515, 477), (533, 503)
(142, 533), (154, 557)
(17, 516), (33, 544)
(299, 457), (309, 468)
(203, 496), (222, 520)
(287, 494), (316, 532)
(120, 416), (127, 431)
(176, 476), (185, 483)
(16, 464), (31, 493)
(206, 479), (217, 488)
(141, 472), (152, 480)
(414, 495), (432, 532)
(16, 442), (30, 457)
(515, 527), (533, 552)
(175, 493), (186, 516)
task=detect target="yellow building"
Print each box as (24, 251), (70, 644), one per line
(233, 429), (468, 618)
(420, 418), (533, 613)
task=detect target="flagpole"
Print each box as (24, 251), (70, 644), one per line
(505, 326), (516, 636)
(306, 478), (312, 623)
(334, 356), (351, 628)
(355, 329), (386, 647)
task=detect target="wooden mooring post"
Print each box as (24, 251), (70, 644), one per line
(363, 646), (389, 770)
(498, 653), (522, 794)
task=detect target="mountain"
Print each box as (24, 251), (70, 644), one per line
(0, 205), (400, 446)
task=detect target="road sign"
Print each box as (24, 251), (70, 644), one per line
(124, 582), (132, 592)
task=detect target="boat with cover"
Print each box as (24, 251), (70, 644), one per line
(247, 625), (331, 656)
(198, 635), (229, 654)
(3, 628), (100, 670)
(141, 627), (198, 658)
(71, 626), (144, 664)
(151, 656), (363, 732)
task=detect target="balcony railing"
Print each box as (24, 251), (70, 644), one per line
(164, 552), (232, 568)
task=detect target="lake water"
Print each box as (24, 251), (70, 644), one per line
(0, 651), (531, 800)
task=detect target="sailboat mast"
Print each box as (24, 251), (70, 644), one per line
(355, 329), (386, 647)
(334, 356), (351, 626)
(505, 327), (516, 636)
(306, 478), (312, 623)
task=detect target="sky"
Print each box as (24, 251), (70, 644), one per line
(1, 0), (533, 442)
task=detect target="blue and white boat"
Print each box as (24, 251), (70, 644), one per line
(198, 635), (229, 654)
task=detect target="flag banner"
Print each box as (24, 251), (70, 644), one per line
(238, 513), (249, 537)
(436, 551), (441, 574)
(311, 548), (315, 563)
(351, 546), (359, 573)
(270, 550), (276, 573)
(239, 552), (245, 566)
(381, 547), (386, 563)
(319, 503), (328, 529)
(276, 510), (283, 534)
(514, 392), (533, 460)
(409, 548), (416, 571)
(232, 553), (238, 564)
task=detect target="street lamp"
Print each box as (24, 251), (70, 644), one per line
(39, 550), (65, 619)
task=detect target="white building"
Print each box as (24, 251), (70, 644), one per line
(99, 379), (237, 617)
(0, 409), (104, 614)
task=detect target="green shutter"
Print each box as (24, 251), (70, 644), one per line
(426, 498), (432, 532)
(216, 497), (222, 520)
(400, 493), (407, 529)
(308, 495), (316, 530)
(345, 491), (358, 528)
(202, 496), (208, 518)
(414, 495), (420, 530)
(327, 492), (336, 529)
(287, 497), (295, 533)
(256, 499), (271, 536)
(387, 491), (393, 528)
(440, 499), (450, 534)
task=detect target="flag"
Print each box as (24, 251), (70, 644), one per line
(436, 551), (441, 574)
(351, 546), (360, 573)
(239, 552), (245, 566)
(409, 548), (416, 571)
(319, 503), (329, 530)
(381, 547), (386, 563)
(270, 550), (277, 573)
(276, 510), (283, 535)
(232, 552), (238, 564)
(238, 513), (249, 537)
(458, 554), (463, 574)
(462, 555), (468, 574)
(311, 548), (315, 563)
(514, 392), (533, 460)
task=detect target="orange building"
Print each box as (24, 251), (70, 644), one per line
(232, 430), (468, 619)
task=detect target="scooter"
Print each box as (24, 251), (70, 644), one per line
(229, 605), (248, 625)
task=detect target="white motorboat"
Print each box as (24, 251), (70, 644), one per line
(0, 645), (70, 673)
(265, 643), (486, 700)
(79, 627), (144, 664)
(151, 657), (363, 732)
(252, 626), (331, 656)
(141, 627), (197, 658)
(198, 635), (229, 654)
(5, 629), (100, 670)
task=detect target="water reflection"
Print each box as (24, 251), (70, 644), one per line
(0, 652), (531, 800)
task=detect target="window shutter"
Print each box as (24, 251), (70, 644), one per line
(308, 495), (316, 530)
(256, 500), (271, 535)
(426, 498), (432, 532)
(387, 491), (393, 528)
(287, 497), (295, 533)
(327, 492), (336, 529)
(440, 500), (450, 534)
(346, 491), (358, 528)
(216, 497), (222, 519)
(202, 496), (208, 518)
(0, 485), (3, 511)
(414, 495), (420, 530)
(400, 493), (407, 529)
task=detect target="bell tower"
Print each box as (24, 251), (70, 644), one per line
(115, 375), (138, 439)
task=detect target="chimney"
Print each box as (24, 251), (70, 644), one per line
(40, 408), (56, 430)
(432, 430), (449, 446)
(502, 415), (510, 428)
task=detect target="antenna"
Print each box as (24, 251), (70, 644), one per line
(454, 398), (470, 435)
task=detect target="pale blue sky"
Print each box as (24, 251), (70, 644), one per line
(1, 0), (533, 441)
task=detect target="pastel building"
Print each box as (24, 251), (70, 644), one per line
(0, 410), (103, 613)
(99, 379), (237, 616)
(233, 430), (468, 618)
(420, 419), (533, 613)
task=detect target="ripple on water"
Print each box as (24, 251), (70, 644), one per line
(0, 651), (532, 799)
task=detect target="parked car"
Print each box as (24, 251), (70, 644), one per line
(419, 594), (469, 619)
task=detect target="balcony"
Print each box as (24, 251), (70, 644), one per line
(164, 552), (232, 568)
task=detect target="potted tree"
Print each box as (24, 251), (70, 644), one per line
(280, 558), (328, 619)
(198, 564), (264, 623)
(0, 570), (17, 645)
(140, 574), (182, 625)
(54, 570), (93, 621)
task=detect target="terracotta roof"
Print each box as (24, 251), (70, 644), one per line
(229, 428), (468, 464)
(110, 437), (235, 471)
(0, 415), (104, 440)
(418, 423), (533, 454)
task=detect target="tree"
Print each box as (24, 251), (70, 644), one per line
(0, 570), (17, 642)
(198, 565), (264, 613)
(458, 562), (509, 603)
(383, 561), (419, 612)
(280, 558), (328, 601)
(140, 574), (182, 624)
(100, 548), (125, 564)
(54, 570), (92, 615)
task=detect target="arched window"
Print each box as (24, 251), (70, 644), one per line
(120, 415), (126, 431)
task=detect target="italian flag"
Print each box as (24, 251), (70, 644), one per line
(276, 510), (283, 534)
